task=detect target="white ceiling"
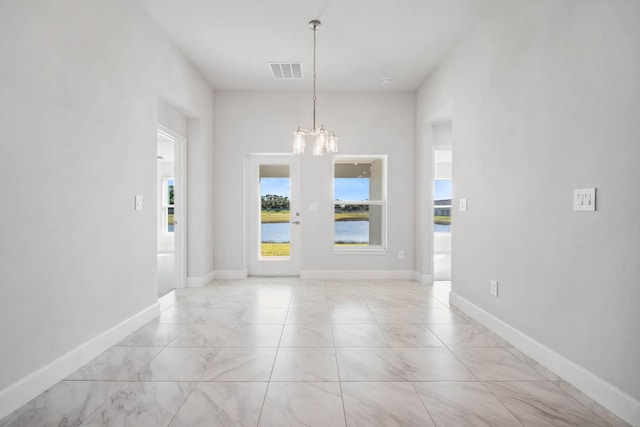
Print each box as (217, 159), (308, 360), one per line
(137, 0), (485, 91)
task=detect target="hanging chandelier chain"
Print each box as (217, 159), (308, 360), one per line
(292, 19), (338, 156)
(312, 23), (317, 131)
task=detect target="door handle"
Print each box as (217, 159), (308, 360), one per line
(291, 221), (301, 225)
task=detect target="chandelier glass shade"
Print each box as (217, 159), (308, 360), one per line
(293, 20), (338, 156)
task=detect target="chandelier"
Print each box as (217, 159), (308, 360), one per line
(293, 20), (338, 156)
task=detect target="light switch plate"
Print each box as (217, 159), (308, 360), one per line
(490, 280), (498, 297)
(573, 188), (596, 211)
(135, 195), (143, 211)
(459, 198), (468, 212)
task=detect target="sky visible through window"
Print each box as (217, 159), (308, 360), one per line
(260, 178), (371, 201)
(335, 178), (369, 201)
(435, 180), (451, 201)
(261, 178), (289, 197)
(262, 179), (450, 202)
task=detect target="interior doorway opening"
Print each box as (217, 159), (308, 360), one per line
(433, 149), (452, 280)
(157, 127), (186, 296)
(432, 122), (452, 281)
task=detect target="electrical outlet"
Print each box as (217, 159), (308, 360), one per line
(490, 280), (498, 297)
(398, 250), (405, 260)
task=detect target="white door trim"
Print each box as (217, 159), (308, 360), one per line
(245, 153), (301, 276)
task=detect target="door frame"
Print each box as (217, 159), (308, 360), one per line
(244, 153), (301, 276)
(158, 124), (187, 289)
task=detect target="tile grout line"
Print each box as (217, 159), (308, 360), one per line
(378, 285), (440, 426)
(409, 381), (439, 427)
(75, 380), (130, 425)
(477, 381), (527, 427)
(166, 382), (199, 426)
(335, 284), (351, 427)
(254, 285), (292, 427)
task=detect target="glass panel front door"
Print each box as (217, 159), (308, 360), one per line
(246, 155), (300, 276)
(260, 165), (290, 257)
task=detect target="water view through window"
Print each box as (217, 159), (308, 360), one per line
(260, 168), (290, 257)
(259, 159), (385, 253)
(335, 177), (370, 245)
(334, 158), (385, 247)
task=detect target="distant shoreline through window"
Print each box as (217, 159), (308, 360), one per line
(334, 156), (387, 251)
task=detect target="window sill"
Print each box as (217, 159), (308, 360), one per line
(259, 256), (291, 262)
(333, 247), (387, 255)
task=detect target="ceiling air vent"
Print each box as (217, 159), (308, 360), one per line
(269, 62), (304, 80)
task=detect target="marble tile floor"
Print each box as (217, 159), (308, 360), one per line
(0, 279), (630, 427)
(157, 253), (176, 298)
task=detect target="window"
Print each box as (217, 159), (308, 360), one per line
(161, 177), (175, 234)
(333, 156), (386, 251)
(434, 179), (451, 233)
(259, 165), (291, 258)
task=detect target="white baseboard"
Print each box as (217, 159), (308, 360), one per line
(0, 303), (160, 420)
(413, 272), (434, 285)
(450, 292), (640, 426)
(300, 270), (416, 280)
(214, 270), (248, 280)
(186, 270), (215, 287)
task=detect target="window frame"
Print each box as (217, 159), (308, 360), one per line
(332, 155), (388, 254)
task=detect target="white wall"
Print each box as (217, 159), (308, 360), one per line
(213, 91), (416, 274)
(158, 101), (188, 138)
(0, 0), (214, 403)
(417, 0), (640, 413)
